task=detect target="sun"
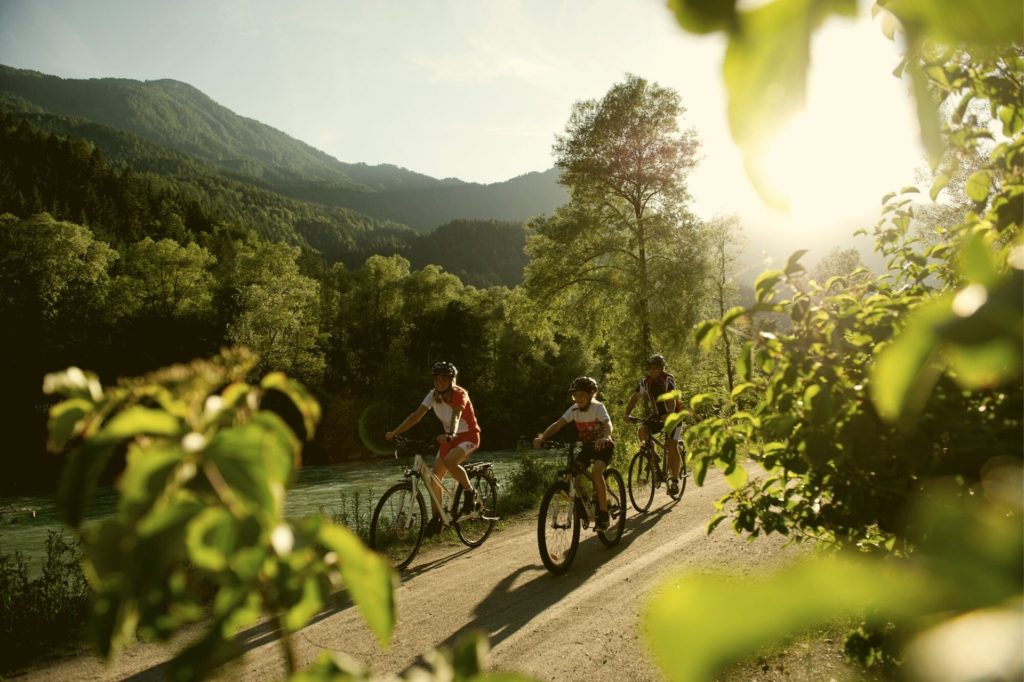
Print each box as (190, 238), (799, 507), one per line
(746, 17), (925, 223)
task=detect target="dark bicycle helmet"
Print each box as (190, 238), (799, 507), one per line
(569, 376), (598, 393)
(431, 360), (458, 377)
(645, 354), (666, 369)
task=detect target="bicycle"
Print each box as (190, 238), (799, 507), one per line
(536, 441), (627, 574)
(369, 435), (499, 570)
(625, 415), (688, 512)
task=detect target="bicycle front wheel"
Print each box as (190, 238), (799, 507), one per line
(537, 481), (580, 574)
(369, 481), (425, 570)
(454, 473), (497, 547)
(628, 450), (655, 513)
(598, 468), (626, 547)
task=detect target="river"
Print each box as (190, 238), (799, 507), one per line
(0, 448), (553, 573)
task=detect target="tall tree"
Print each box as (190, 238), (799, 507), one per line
(524, 74), (707, 372)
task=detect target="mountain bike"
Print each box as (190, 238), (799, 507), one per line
(536, 441), (626, 574)
(369, 436), (499, 570)
(625, 415), (687, 512)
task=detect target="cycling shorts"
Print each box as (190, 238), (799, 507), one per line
(438, 431), (480, 459)
(576, 440), (613, 468)
(644, 415), (683, 441)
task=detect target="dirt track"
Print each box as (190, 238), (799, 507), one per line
(30, 470), (792, 681)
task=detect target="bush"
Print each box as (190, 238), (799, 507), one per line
(0, 530), (90, 673)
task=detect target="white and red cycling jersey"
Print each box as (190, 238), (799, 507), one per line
(560, 400), (611, 443)
(420, 385), (480, 435)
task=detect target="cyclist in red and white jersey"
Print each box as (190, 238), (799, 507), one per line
(386, 361), (481, 536)
(624, 354), (684, 496)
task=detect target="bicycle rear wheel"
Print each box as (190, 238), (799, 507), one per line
(628, 449), (655, 513)
(537, 481), (580, 574)
(598, 468), (626, 547)
(369, 481), (425, 570)
(454, 473), (497, 547)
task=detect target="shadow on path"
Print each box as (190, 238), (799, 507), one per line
(399, 503), (672, 675)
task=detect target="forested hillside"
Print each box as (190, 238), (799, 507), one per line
(0, 64), (567, 230)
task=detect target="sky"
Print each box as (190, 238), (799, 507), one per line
(0, 0), (928, 269)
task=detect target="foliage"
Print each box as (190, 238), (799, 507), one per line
(653, 0), (1023, 678)
(0, 530), (90, 673)
(42, 349), (394, 679)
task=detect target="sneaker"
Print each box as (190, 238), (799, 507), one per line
(460, 488), (477, 517)
(668, 479), (679, 496)
(595, 509), (610, 530)
(424, 516), (442, 538)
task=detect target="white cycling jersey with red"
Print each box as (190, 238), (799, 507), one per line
(561, 400), (611, 443)
(420, 385), (480, 434)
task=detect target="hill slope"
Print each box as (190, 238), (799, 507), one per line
(0, 64), (566, 230)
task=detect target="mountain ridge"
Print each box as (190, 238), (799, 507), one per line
(0, 63), (566, 225)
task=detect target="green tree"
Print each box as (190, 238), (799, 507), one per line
(224, 241), (328, 387)
(524, 74), (707, 371)
(110, 237), (216, 320)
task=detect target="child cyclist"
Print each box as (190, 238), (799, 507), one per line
(624, 354), (683, 496)
(532, 376), (614, 530)
(385, 361), (481, 537)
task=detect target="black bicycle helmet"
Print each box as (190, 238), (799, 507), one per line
(431, 360), (458, 377)
(569, 376), (598, 393)
(645, 354), (666, 369)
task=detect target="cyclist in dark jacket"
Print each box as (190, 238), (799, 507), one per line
(624, 354), (683, 496)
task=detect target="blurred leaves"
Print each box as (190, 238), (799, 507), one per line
(44, 349), (397, 676)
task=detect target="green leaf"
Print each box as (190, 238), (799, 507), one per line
(869, 297), (950, 423)
(737, 341), (753, 382)
(47, 398), (93, 452)
(884, 0), (1023, 46)
(965, 170), (992, 203)
(997, 104), (1023, 137)
(694, 320), (722, 349)
(643, 555), (936, 682)
(667, 0), (738, 34)
(724, 463), (749, 490)
(118, 441), (184, 520)
(908, 61), (945, 166)
(754, 270), (785, 303)
(721, 305), (746, 327)
(690, 393), (716, 411)
(319, 522), (395, 647)
(957, 231), (1000, 287)
(947, 339), (1022, 388)
(186, 507), (237, 572)
(58, 437), (119, 528)
(730, 383), (757, 400)
(101, 406), (184, 441)
(260, 372), (322, 441)
(282, 578), (324, 633)
(784, 250), (808, 276)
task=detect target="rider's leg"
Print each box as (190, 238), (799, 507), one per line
(667, 438), (681, 480)
(591, 460), (608, 512)
(429, 456), (447, 517)
(442, 445), (473, 491)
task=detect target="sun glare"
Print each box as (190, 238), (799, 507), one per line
(747, 17), (923, 224)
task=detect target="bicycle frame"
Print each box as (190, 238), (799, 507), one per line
(404, 453), (458, 527)
(554, 446), (599, 528)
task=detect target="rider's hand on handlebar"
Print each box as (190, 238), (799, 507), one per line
(385, 430), (396, 441)
(532, 435), (543, 449)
